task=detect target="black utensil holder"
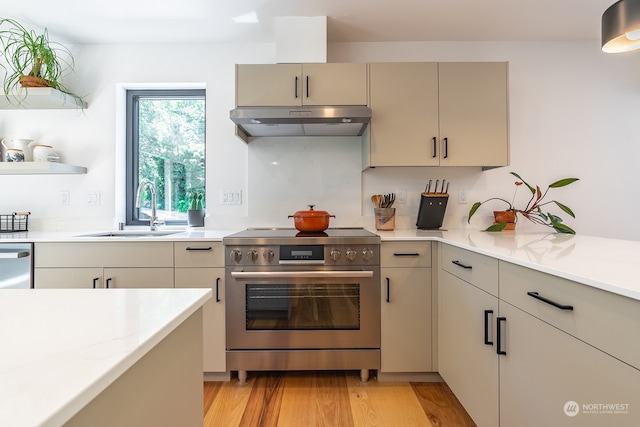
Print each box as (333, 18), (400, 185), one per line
(416, 194), (448, 230)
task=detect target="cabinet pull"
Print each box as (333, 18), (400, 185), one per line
(484, 310), (494, 345)
(443, 137), (448, 159)
(527, 292), (574, 311)
(186, 247), (212, 251)
(432, 137), (437, 158)
(106, 278), (112, 289)
(452, 260), (472, 269)
(295, 76), (298, 98)
(216, 277), (221, 303)
(385, 277), (390, 303)
(306, 75), (309, 98)
(393, 252), (420, 257)
(496, 317), (507, 355)
(93, 277), (100, 289)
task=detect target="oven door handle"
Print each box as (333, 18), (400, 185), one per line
(230, 271), (374, 279)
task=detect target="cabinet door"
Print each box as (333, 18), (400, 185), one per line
(499, 301), (640, 427)
(34, 268), (103, 289)
(439, 270), (499, 427)
(439, 62), (509, 167)
(368, 62), (439, 166)
(103, 268), (174, 288)
(302, 63), (368, 106)
(175, 268), (225, 373)
(380, 267), (432, 372)
(236, 64), (302, 106)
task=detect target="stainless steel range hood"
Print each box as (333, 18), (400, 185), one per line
(230, 106), (372, 142)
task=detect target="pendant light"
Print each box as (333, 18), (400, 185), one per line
(602, 0), (640, 53)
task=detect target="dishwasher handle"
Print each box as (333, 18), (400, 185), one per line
(0, 250), (30, 259)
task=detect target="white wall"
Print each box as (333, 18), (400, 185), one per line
(0, 40), (638, 240)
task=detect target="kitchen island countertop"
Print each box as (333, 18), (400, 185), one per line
(0, 288), (211, 427)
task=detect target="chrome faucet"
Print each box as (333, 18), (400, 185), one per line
(135, 180), (163, 231)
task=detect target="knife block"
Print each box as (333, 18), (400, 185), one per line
(416, 193), (448, 230)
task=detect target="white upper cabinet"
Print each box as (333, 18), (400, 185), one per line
(366, 62), (509, 168)
(236, 63), (368, 107)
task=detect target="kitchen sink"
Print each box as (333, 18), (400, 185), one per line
(77, 230), (184, 238)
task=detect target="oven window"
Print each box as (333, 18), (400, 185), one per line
(246, 283), (360, 330)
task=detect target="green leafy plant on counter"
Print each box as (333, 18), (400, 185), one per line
(0, 17), (85, 106)
(467, 172), (579, 234)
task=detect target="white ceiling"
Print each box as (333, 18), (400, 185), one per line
(1, 0), (615, 44)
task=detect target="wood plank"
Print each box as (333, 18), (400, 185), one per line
(411, 382), (477, 427)
(240, 372), (285, 426)
(203, 377), (254, 426)
(347, 374), (432, 426)
(203, 382), (222, 416)
(277, 371), (354, 427)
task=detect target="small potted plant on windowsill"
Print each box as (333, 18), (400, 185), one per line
(468, 172), (579, 234)
(187, 191), (205, 227)
(0, 17), (85, 107)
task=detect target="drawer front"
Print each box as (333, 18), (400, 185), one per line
(35, 242), (174, 267)
(174, 242), (224, 267)
(380, 241), (431, 268)
(499, 261), (640, 370)
(441, 244), (498, 296)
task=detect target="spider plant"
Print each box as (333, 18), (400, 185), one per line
(0, 17), (84, 105)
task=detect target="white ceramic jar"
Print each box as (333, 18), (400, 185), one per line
(32, 144), (56, 162)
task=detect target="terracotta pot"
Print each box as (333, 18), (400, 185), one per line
(493, 210), (516, 230)
(288, 205), (335, 232)
(19, 75), (52, 88)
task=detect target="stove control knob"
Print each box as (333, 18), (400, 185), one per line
(362, 248), (374, 261)
(345, 248), (357, 262)
(330, 248), (341, 261)
(229, 249), (242, 263)
(263, 249), (275, 263)
(247, 249), (258, 263)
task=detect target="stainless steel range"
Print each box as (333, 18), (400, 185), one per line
(224, 228), (380, 384)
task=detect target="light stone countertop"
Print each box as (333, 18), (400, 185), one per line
(0, 288), (211, 427)
(2, 226), (639, 301)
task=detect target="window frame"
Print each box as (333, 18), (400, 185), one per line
(125, 88), (206, 226)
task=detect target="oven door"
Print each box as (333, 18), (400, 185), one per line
(226, 266), (380, 350)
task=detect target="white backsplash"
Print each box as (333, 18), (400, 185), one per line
(247, 136), (364, 228)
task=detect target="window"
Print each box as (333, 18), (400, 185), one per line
(126, 89), (205, 226)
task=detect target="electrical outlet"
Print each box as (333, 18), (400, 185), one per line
(220, 190), (242, 205)
(86, 191), (101, 206)
(458, 188), (468, 204)
(397, 189), (407, 204)
(60, 190), (70, 206)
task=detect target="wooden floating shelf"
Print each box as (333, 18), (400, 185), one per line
(0, 162), (87, 175)
(0, 87), (87, 110)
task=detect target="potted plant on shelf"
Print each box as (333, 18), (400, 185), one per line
(0, 17), (84, 106)
(467, 172), (579, 234)
(187, 191), (205, 227)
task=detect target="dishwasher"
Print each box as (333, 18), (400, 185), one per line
(0, 243), (33, 289)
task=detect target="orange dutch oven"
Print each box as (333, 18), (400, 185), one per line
(288, 205), (336, 232)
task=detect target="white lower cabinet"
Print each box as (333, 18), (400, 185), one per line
(34, 242), (174, 288)
(380, 241), (432, 376)
(439, 243), (640, 426)
(499, 300), (640, 427)
(174, 242), (227, 376)
(438, 270), (499, 426)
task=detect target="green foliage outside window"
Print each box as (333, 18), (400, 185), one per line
(136, 96), (205, 220)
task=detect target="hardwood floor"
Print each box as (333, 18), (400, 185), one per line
(204, 371), (476, 427)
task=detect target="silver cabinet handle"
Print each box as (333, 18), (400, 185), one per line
(231, 271), (373, 279)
